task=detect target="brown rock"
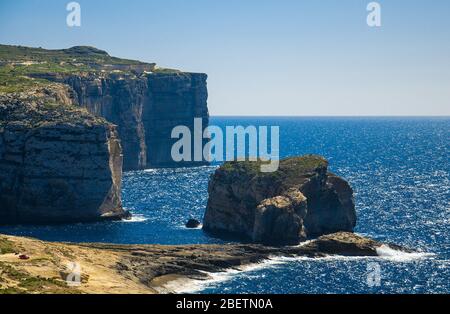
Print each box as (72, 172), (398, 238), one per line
(203, 156), (357, 244)
(0, 85), (126, 224)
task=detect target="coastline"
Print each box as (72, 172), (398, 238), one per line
(154, 249), (434, 294)
(0, 232), (416, 294)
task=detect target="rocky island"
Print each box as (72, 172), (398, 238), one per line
(204, 156), (356, 244)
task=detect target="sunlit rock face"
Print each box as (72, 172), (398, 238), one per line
(203, 155), (357, 245)
(0, 86), (126, 224)
(36, 71), (209, 170)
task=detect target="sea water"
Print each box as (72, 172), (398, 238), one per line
(1, 117), (448, 293)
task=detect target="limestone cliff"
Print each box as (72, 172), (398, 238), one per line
(0, 45), (209, 170)
(0, 44), (209, 224)
(203, 155), (357, 245)
(0, 84), (126, 224)
(31, 71), (209, 170)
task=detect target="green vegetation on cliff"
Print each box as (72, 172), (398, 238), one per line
(0, 44), (161, 93)
(221, 155), (328, 179)
(0, 45), (146, 67)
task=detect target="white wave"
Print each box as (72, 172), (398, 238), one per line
(160, 245), (435, 293)
(172, 223), (204, 230)
(291, 239), (314, 248)
(162, 261), (273, 293)
(185, 224), (203, 230)
(121, 214), (148, 223)
(376, 245), (435, 262)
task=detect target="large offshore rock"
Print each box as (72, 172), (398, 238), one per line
(203, 155), (357, 244)
(0, 85), (126, 224)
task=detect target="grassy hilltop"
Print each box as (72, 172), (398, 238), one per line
(0, 44), (180, 93)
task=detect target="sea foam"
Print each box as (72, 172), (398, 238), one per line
(121, 214), (148, 223)
(376, 245), (434, 262)
(163, 246), (435, 293)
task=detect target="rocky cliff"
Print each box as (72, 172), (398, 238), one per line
(31, 71), (209, 170)
(0, 44), (208, 224)
(203, 155), (357, 245)
(0, 45), (209, 223)
(0, 84), (126, 224)
(0, 45), (209, 170)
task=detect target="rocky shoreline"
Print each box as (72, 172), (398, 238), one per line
(0, 232), (412, 294)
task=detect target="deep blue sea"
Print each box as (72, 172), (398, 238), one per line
(1, 117), (449, 293)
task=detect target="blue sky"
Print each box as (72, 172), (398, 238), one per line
(0, 0), (449, 115)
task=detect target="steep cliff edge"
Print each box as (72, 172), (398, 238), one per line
(0, 84), (126, 224)
(0, 44), (209, 170)
(0, 44), (208, 224)
(52, 72), (208, 169)
(203, 155), (357, 245)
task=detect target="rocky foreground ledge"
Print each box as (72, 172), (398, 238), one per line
(0, 232), (410, 294)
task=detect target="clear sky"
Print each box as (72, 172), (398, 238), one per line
(1, 0), (449, 116)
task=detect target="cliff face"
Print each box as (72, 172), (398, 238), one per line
(144, 73), (209, 168)
(1, 45), (209, 170)
(0, 85), (126, 224)
(17, 45), (209, 171)
(0, 45), (209, 224)
(203, 156), (357, 245)
(29, 72), (209, 170)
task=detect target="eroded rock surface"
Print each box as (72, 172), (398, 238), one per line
(203, 156), (357, 244)
(0, 232), (408, 294)
(0, 85), (126, 224)
(19, 45), (209, 170)
(39, 72), (209, 170)
(0, 45), (209, 223)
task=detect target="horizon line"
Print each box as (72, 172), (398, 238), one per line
(209, 115), (450, 118)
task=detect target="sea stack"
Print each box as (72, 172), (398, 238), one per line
(203, 155), (357, 245)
